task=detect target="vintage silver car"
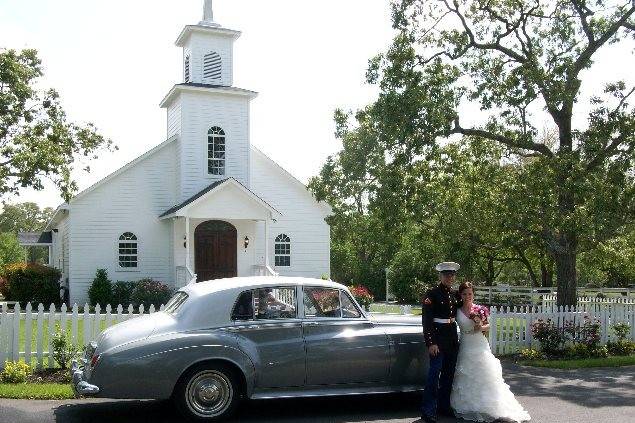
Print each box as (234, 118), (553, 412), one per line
(71, 277), (428, 420)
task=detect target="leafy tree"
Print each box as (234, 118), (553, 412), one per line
(364, 0), (635, 305)
(88, 269), (113, 306)
(0, 202), (55, 263)
(0, 232), (24, 267)
(0, 202), (54, 233)
(0, 48), (115, 201)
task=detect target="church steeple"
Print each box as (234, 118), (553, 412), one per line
(200, 0), (220, 28)
(174, 0), (241, 87)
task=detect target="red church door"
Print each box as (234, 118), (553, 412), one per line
(194, 220), (237, 282)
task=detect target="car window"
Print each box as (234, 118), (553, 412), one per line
(341, 291), (362, 318)
(231, 290), (254, 320)
(303, 287), (341, 318)
(254, 287), (297, 320)
(163, 292), (188, 314)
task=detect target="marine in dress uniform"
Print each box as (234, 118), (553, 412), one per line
(420, 262), (462, 423)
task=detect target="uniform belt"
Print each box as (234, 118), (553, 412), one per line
(433, 318), (455, 324)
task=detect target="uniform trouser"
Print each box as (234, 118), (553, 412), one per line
(420, 347), (458, 417)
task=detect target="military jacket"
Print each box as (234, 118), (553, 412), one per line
(422, 283), (462, 348)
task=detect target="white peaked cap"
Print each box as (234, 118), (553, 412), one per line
(435, 262), (460, 272)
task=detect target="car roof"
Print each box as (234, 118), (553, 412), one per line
(181, 276), (346, 299)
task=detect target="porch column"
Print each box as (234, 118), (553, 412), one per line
(264, 218), (270, 268)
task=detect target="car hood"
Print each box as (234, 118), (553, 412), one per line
(97, 312), (176, 354)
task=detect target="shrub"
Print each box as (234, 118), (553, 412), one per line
(519, 348), (544, 361)
(0, 276), (8, 298)
(611, 322), (631, 342)
(349, 285), (374, 310)
(563, 343), (591, 359)
(607, 340), (635, 356)
(1, 361), (32, 383)
(131, 279), (173, 309)
(1, 263), (61, 306)
(88, 269), (113, 306)
(589, 345), (609, 358)
(564, 316), (602, 348)
(51, 324), (79, 370)
(112, 281), (135, 306)
(531, 319), (566, 356)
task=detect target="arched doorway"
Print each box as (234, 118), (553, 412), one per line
(194, 220), (237, 282)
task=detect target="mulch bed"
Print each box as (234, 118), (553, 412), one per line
(27, 368), (71, 384)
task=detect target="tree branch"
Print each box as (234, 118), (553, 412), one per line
(563, 5), (635, 114)
(448, 118), (554, 157)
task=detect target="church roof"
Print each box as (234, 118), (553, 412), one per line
(160, 83), (258, 108)
(159, 178), (281, 219)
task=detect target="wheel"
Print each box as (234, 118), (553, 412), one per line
(174, 363), (242, 421)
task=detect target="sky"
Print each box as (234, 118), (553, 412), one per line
(0, 0), (396, 209)
(1, 1), (633, 210)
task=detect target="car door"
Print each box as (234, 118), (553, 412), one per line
(231, 286), (306, 389)
(302, 286), (390, 386)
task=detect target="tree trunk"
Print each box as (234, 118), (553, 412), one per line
(540, 251), (554, 287)
(554, 248), (577, 306)
(554, 122), (578, 306)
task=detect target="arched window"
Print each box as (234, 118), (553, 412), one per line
(274, 234), (291, 267)
(118, 232), (138, 268)
(203, 51), (222, 82)
(208, 126), (226, 175)
(184, 54), (191, 83)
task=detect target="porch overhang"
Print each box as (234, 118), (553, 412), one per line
(159, 178), (282, 221)
(18, 231), (53, 247)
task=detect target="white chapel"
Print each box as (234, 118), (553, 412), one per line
(23, 1), (332, 304)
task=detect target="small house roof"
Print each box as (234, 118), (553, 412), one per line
(18, 231), (53, 246)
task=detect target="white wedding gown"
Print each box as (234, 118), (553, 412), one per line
(450, 308), (531, 422)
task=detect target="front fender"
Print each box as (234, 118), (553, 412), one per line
(89, 330), (255, 399)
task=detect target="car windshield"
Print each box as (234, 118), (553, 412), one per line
(163, 292), (188, 314)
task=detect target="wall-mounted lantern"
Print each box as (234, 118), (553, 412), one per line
(244, 236), (250, 250)
(183, 235), (187, 248)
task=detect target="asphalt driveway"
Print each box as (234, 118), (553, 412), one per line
(0, 362), (633, 423)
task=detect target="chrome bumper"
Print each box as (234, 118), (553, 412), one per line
(70, 359), (100, 397)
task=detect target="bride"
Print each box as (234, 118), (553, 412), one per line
(450, 282), (531, 422)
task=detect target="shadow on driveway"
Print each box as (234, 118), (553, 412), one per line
(53, 393), (424, 423)
(503, 362), (635, 409)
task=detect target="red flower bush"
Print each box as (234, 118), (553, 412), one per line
(349, 285), (374, 309)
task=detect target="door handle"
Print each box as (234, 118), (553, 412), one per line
(303, 321), (320, 327)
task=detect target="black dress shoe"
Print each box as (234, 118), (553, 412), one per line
(421, 414), (437, 423)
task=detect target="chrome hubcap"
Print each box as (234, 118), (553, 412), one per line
(186, 370), (233, 417)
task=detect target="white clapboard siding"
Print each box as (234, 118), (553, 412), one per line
(0, 303), (164, 369)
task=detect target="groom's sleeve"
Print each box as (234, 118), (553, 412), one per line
(422, 290), (436, 347)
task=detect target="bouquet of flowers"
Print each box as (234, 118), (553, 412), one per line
(469, 304), (490, 331)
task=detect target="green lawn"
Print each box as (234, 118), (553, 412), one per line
(0, 383), (74, 400)
(518, 354), (635, 369)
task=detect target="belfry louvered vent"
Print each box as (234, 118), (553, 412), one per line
(184, 55), (191, 82)
(203, 52), (222, 81)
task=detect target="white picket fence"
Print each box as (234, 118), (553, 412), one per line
(488, 303), (635, 355)
(0, 303), (164, 369)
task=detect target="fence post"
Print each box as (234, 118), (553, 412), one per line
(47, 304), (56, 368)
(36, 304), (44, 369)
(0, 305), (8, 366)
(11, 303), (20, 362)
(24, 303), (32, 365)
